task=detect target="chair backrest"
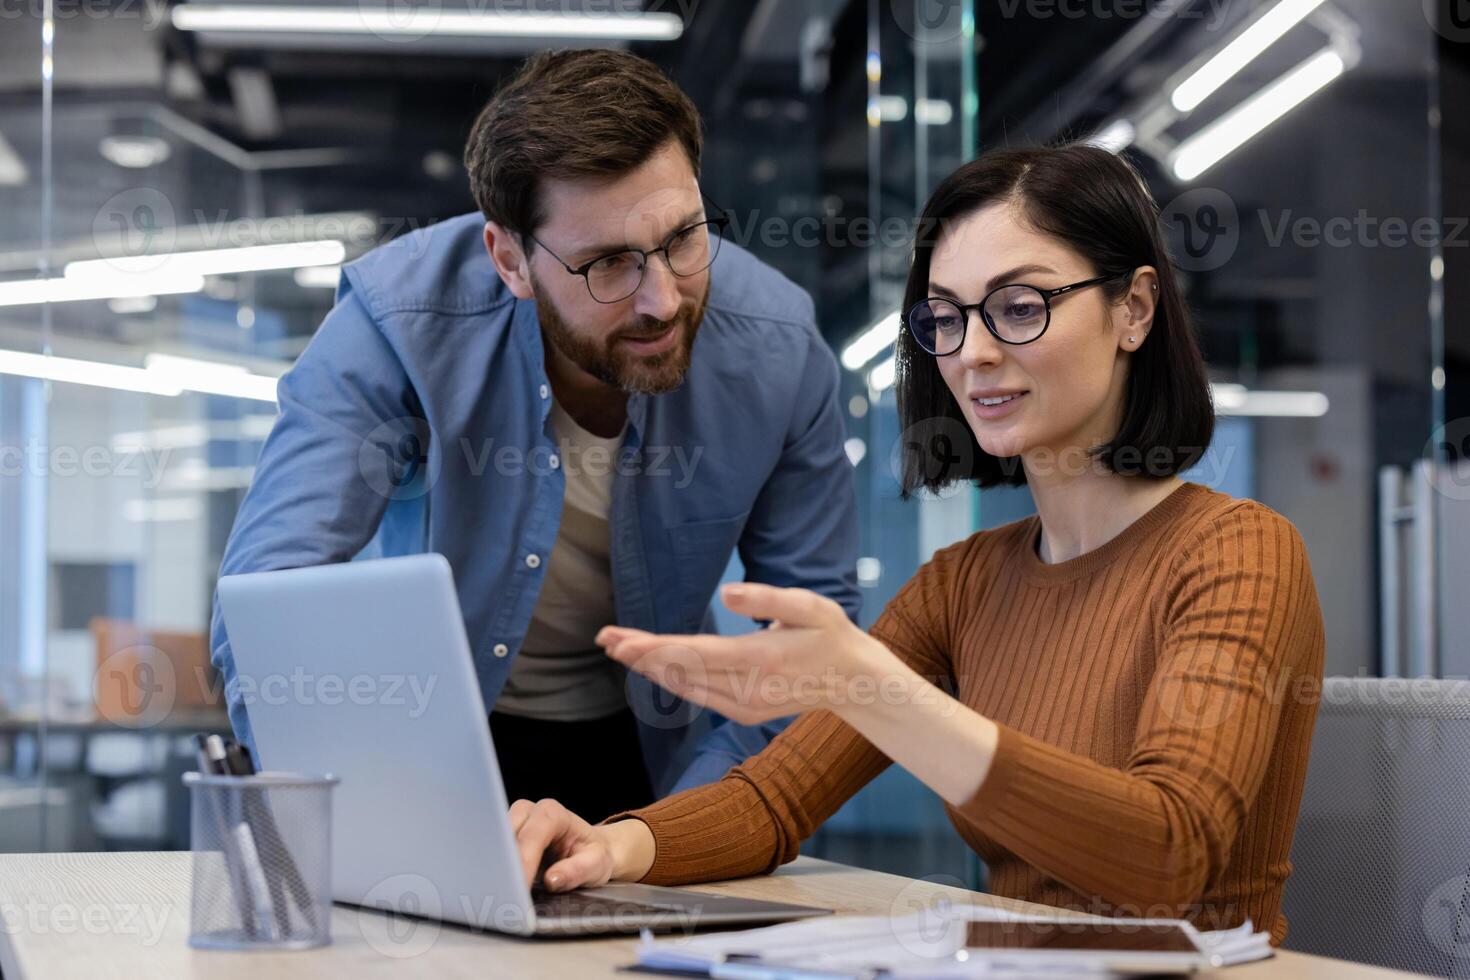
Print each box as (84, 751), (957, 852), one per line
(1283, 676), (1470, 976)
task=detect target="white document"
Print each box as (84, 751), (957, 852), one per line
(636, 904), (1274, 978)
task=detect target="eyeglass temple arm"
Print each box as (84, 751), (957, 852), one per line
(542, 199), (728, 279)
(526, 234), (584, 277)
(1043, 277), (1100, 299)
(1045, 271), (1134, 298)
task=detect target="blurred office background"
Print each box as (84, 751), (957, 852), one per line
(0, 0), (1466, 897)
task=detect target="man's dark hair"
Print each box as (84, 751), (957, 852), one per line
(896, 143), (1215, 496)
(463, 49), (703, 241)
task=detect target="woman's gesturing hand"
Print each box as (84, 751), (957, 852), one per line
(509, 798), (656, 892)
(595, 582), (897, 726)
(596, 580), (999, 831)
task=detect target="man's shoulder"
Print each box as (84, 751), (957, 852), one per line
(342, 212), (513, 319)
(704, 241), (816, 330)
(697, 241), (825, 380)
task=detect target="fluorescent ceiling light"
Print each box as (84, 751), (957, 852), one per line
(98, 135), (172, 170)
(0, 272), (204, 308)
(0, 130), (27, 186)
(0, 349), (184, 396)
(867, 355), (896, 392)
(111, 415), (277, 453)
(1212, 383), (1329, 417)
(1172, 0), (1328, 113)
(124, 498), (204, 523)
(841, 310), (899, 371)
(157, 460), (257, 491)
(113, 422), (210, 453)
(1089, 119), (1136, 154)
(868, 95), (907, 125)
(294, 264), (341, 289)
(108, 295), (159, 315)
(145, 353), (281, 402)
(1171, 48), (1345, 182)
(170, 5), (684, 40)
(0, 348), (281, 402)
(66, 240), (346, 280)
(915, 99), (953, 126)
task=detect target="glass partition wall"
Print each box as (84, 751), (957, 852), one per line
(0, 18), (54, 851)
(0, 7), (379, 850)
(795, 0), (987, 884)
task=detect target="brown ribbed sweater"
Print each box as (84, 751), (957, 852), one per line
(609, 483), (1326, 945)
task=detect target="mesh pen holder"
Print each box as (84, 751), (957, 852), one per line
(183, 771), (339, 950)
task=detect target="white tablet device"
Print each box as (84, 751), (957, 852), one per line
(959, 916), (1214, 974)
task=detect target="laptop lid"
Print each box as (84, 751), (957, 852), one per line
(218, 553), (540, 935)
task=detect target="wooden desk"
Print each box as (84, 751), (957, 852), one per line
(0, 852), (1422, 979)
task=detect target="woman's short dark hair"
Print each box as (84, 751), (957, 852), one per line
(895, 143), (1215, 496)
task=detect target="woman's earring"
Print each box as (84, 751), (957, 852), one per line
(1129, 336), (1136, 344)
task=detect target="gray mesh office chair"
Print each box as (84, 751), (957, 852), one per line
(1283, 677), (1470, 977)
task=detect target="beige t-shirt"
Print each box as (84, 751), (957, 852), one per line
(495, 399), (628, 721)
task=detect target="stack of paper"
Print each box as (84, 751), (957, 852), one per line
(635, 905), (1274, 978)
(637, 909), (970, 978)
(1191, 921), (1275, 967)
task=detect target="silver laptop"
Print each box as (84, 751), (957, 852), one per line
(217, 553), (830, 936)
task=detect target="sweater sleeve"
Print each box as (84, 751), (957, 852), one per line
(602, 541), (964, 885)
(953, 504), (1324, 915)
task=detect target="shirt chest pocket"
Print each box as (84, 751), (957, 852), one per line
(666, 511), (750, 630)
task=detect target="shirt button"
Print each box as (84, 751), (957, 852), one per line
(549, 454), (560, 469)
(538, 384), (549, 399)
(525, 553), (541, 569)
(492, 643), (509, 658)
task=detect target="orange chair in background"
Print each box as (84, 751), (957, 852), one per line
(89, 619), (225, 728)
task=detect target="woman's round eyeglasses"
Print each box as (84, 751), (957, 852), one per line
(905, 272), (1130, 355)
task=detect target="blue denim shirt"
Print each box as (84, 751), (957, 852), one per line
(209, 212), (860, 797)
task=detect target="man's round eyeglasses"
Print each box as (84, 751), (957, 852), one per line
(528, 210), (731, 305)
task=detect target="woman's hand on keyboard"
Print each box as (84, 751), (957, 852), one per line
(509, 797), (656, 892)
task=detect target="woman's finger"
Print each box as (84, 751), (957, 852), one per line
(617, 639), (774, 711)
(604, 630), (746, 666)
(508, 798), (535, 835)
(594, 625), (652, 647)
(720, 583), (839, 628)
(543, 843), (614, 892)
(612, 637), (776, 721)
(514, 800), (575, 888)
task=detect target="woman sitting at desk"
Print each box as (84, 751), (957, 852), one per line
(510, 143), (1326, 945)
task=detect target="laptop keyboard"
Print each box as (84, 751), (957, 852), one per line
(530, 885), (671, 919)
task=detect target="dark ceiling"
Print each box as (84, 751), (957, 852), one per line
(0, 0), (1462, 391)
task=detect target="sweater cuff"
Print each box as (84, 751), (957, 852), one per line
(597, 780), (772, 886)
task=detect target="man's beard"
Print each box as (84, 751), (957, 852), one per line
(532, 273), (710, 396)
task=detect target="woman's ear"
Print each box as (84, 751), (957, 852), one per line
(483, 220), (535, 300)
(1115, 266), (1159, 352)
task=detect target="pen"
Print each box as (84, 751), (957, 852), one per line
(224, 741), (319, 933)
(192, 734), (260, 940)
(204, 734), (281, 941)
